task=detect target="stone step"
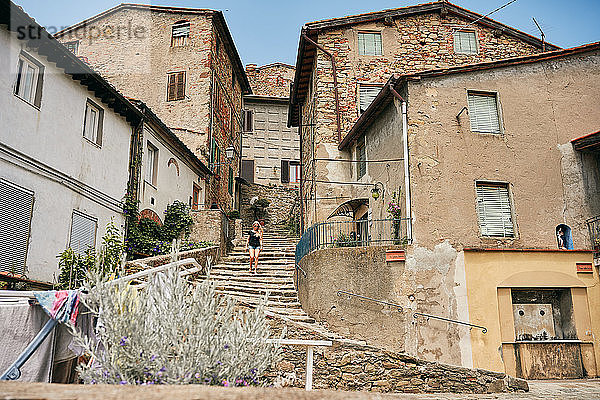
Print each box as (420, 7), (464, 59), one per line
(212, 290), (302, 305)
(208, 274), (292, 284)
(213, 284), (297, 297)
(209, 271), (294, 280)
(212, 280), (296, 291)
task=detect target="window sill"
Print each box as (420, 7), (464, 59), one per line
(14, 93), (40, 110)
(144, 180), (157, 190)
(83, 137), (102, 149)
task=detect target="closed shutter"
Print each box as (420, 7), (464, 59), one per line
(243, 109), (254, 133)
(476, 183), (514, 237)
(357, 140), (366, 179)
(0, 179), (34, 275)
(69, 211), (97, 255)
(468, 93), (501, 134)
(228, 167), (233, 195)
(167, 73), (177, 101)
(241, 159), (254, 183)
(359, 85), (382, 113)
(281, 160), (290, 183)
(176, 72), (185, 100)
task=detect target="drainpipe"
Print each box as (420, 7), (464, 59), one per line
(299, 104), (305, 233)
(301, 33), (342, 143)
(389, 85), (413, 242)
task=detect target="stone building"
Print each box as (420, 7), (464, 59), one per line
(297, 43), (600, 379)
(241, 63), (300, 186)
(287, 0), (557, 226)
(56, 3), (251, 211)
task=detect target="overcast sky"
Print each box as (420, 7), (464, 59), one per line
(14, 0), (600, 66)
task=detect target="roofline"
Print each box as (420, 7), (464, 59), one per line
(289, 1), (560, 126)
(571, 130), (600, 144)
(1, 0), (144, 127)
(247, 62), (295, 70)
(130, 99), (212, 176)
(55, 3), (251, 94)
(339, 41), (600, 150)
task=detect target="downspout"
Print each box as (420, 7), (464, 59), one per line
(301, 33), (342, 143)
(299, 103), (305, 233)
(389, 85), (413, 242)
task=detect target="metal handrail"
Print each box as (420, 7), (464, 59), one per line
(413, 312), (487, 334)
(296, 264), (307, 278)
(337, 290), (403, 311)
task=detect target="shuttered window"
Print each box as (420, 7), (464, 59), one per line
(167, 71), (185, 101)
(243, 109), (254, 133)
(468, 92), (501, 134)
(454, 30), (478, 55)
(357, 138), (366, 179)
(171, 21), (189, 47)
(228, 167), (234, 195)
(358, 32), (382, 56)
(281, 160), (290, 183)
(69, 210), (97, 255)
(241, 159), (254, 184)
(359, 85), (383, 114)
(476, 182), (514, 238)
(0, 179), (34, 275)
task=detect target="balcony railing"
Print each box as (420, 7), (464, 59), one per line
(295, 218), (411, 266)
(587, 215), (600, 251)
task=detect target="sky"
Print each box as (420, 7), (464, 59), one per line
(14, 0), (600, 66)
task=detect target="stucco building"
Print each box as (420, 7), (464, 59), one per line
(241, 63), (300, 186)
(296, 43), (600, 379)
(56, 3), (251, 211)
(287, 1), (556, 226)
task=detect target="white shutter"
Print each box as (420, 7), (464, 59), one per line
(172, 22), (190, 38)
(359, 86), (382, 113)
(468, 93), (501, 134)
(69, 211), (97, 255)
(476, 183), (514, 237)
(0, 179), (34, 275)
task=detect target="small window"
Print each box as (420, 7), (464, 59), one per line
(14, 53), (44, 107)
(356, 138), (366, 180)
(454, 30), (478, 55)
(358, 32), (382, 56)
(69, 210), (97, 255)
(243, 109), (254, 133)
(359, 85), (383, 114)
(228, 167), (234, 195)
(64, 40), (79, 55)
(476, 182), (514, 238)
(83, 100), (104, 146)
(145, 142), (159, 186)
(468, 92), (501, 134)
(171, 21), (190, 47)
(167, 71), (186, 101)
(289, 161), (300, 184)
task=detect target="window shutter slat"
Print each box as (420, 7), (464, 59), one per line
(476, 184), (514, 237)
(359, 86), (382, 113)
(468, 93), (500, 134)
(0, 180), (34, 275)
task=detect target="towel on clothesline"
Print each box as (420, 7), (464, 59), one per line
(33, 290), (80, 325)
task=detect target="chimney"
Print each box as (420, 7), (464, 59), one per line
(246, 64), (257, 72)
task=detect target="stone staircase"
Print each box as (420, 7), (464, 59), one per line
(201, 226), (366, 344)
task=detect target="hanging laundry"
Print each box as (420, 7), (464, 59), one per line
(33, 290), (80, 325)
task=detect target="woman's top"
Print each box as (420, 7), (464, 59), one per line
(248, 230), (261, 247)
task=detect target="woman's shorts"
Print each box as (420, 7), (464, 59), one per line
(248, 245), (261, 250)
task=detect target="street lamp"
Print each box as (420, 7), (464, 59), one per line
(213, 145), (236, 168)
(371, 182), (384, 200)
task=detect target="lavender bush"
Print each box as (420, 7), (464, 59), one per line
(71, 265), (282, 386)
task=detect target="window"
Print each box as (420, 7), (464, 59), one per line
(145, 142), (159, 186)
(357, 138), (366, 179)
(211, 139), (221, 175)
(64, 40), (79, 54)
(359, 85), (383, 114)
(192, 183), (201, 210)
(453, 30), (478, 55)
(358, 32), (382, 56)
(289, 161), (300, 184)
(14, 53), (44, 107)
(468, 92), (501, 134)
(0, 179), (34, 275)
(83, 100), (104, 145)
(243, 109), (254, 133)
(171, 21), (190, 47)
(167, 71), (186, 101)
(475, 182), (514, 238)
(241, 159), (254, 184)
(228, 167), (234, 195)
(69, 210), (97, 255)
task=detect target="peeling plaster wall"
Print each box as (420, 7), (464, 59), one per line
(297, 242), (469, 367)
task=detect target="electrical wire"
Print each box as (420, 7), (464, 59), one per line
(444, 0), (519, 39)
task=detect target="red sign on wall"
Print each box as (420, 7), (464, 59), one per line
(386, 250), (405, 262)
(576, 263), (593, 273)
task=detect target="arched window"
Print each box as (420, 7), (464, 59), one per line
(556, 224), (574, 250)
(171, 21), (190, 47)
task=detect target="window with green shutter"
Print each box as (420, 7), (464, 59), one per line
(358, 32), (382, 56)
(228, 167), (233, 195)
(475, 182), (514, 238)
(468, 92), (501, 134)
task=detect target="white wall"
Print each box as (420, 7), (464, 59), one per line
(0, 28), (132, 282)
(140, 125), (206, 220)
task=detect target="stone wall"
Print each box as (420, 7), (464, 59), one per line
(190, 209), (228, 253)
(245, 63), (295, 97)
(239, 182), (299, 230)
(124, 245), (220, 274)
(264, 317), (527, 394)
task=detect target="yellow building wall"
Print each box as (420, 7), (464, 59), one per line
(463, 250), (599, 375)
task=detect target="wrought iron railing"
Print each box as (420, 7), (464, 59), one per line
(587, 215), (600, 251)
(295, 218), (410, 266)
(413, 312), (487, 333)
(337, 290), (403, 311)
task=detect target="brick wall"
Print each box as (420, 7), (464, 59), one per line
(189, 209), (228, 253)
(246, 63), (295, 97)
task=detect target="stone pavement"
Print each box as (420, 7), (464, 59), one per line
(1, 380), (600, 400)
